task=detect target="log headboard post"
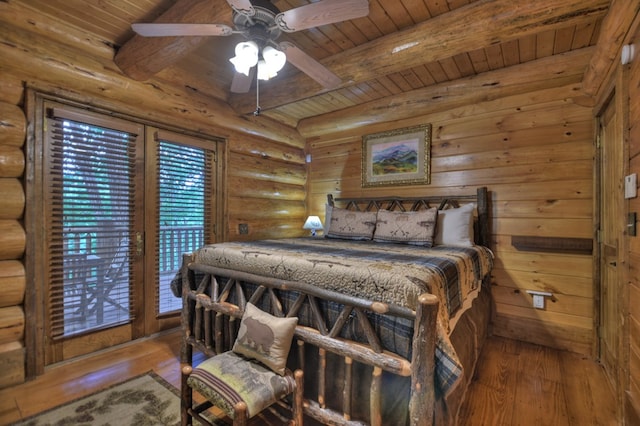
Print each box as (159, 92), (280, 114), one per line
(476, 186), (490, 248)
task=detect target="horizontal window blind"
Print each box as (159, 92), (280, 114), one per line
(46, 114), (137, 337)
(156, 140), (212, 314)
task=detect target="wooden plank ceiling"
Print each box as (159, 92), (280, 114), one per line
(17, 0), (609, 132)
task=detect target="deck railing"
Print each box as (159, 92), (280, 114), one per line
(64, 225), (202, 275)
(62, 225), (202, 333)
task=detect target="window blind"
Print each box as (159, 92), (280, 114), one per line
(46, 113), (138, 338)
(156, 140), (213, 314)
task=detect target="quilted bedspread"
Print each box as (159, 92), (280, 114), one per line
(191, 237), (494, 394)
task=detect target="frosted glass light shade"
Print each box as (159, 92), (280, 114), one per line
(303, 215), (323, 236)
(230, 41), (259, 76)
(257, 46), (286, 80)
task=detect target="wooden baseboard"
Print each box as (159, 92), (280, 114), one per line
(491, 313), (592, 356)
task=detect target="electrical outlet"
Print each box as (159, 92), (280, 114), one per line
(238, 223), (249, 234)
(532, 294), (545, 309)
(526, 290), (552, 309)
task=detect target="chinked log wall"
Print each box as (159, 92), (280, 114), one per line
(0, 2), (306, 387)
(305, 83), (595, 356)
(0, 90), (27, 387)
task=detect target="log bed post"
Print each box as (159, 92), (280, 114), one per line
(409, 293), (439, 426)
(180, 253), (194, 426)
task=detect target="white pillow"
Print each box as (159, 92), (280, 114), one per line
(434, 203), (475, 246)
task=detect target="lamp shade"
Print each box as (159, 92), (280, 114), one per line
(303, 215), (323, 236)
(229, 41), (259, 76)
(258, 46), (286, 80)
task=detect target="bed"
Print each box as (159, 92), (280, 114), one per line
(180, 187), (493, 426)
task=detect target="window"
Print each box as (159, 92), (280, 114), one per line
(157, 140), (213, 314)
(30, 95), (222, 366)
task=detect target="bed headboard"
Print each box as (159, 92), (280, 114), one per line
(327, 186), (490, 247)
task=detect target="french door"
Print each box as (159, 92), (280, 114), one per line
(35, 98), (221, 365)
(143, 128), (220, 334)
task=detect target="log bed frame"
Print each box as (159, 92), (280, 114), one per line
(180, 187), (490, 426)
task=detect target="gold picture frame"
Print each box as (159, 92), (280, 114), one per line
(362, 124), (431, 187)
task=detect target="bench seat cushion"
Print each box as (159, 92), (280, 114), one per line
(187, 351), (296, 419)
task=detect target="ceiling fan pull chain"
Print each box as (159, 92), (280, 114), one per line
(254, 70), (261, 116)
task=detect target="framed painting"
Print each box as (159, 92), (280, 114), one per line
(361, 124), (431, 187)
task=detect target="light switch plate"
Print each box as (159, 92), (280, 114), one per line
(625, 173), (637, 199)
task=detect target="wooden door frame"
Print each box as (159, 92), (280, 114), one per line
(142, 127), (225, 336)
(23, 89), (227, 377)
(593, 62), (632, 420)
(25, 94), (145, 369)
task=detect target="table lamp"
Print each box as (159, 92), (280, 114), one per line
(303, 215), (323, 236)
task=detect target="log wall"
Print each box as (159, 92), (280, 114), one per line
(0, 94), (27, 387)
(306, 83), (595, 355)
(0, 2), (306, 387)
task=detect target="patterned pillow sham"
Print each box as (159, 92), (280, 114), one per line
(373, 208), (438, 246)
(325, 207), (377, 240)
(232, 302), (298, 375)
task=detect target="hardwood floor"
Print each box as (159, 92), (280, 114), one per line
(0, 330), (618, 425)
(458, 336), (618, 426)
(0, 329), (185, 425)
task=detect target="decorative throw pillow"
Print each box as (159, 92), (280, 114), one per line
(232, 303), (298, 375)
(373, 208), (438, 246)
(434, 203), (475, 246)
(325, 207), (377, 240)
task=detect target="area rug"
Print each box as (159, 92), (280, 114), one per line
(11, 371), (182, 426)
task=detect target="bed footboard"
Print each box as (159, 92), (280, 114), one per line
(180, 255), (439, 426)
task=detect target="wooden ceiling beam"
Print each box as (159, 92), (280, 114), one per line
(229, 0), (609, 114)
(297, 47), (594, 138)
(0, 18), (303, 148)
(114, 0), (232, 81)
(582, 0), (640, 97)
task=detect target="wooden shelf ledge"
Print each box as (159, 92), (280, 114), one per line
(511, 236), (593, 255)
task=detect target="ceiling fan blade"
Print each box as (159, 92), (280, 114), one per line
(275, 0), (369, 32)
(226, 0), (255, 16)
(230, 69), (254, 93)
(279, 42), (341, 89)
(132, 23), (233, 37)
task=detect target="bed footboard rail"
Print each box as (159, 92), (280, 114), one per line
(180, 255), (439, 426)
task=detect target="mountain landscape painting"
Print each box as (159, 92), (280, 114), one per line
(362, 123), (431, 188)
(371, 139), (419, 176)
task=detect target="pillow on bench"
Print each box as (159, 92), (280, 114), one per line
(232, 302), (298, 375)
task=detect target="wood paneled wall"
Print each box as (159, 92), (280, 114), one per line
(0, 2), (306, 387)
(306, 83), (595, 356)
(625, 17), (640, 426)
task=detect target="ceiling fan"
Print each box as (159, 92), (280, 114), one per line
(131, 0), (370, 94)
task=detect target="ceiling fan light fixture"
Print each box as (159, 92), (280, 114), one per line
(257, 59), (274, 80)
(263, 46), (286, 68)
(230, 40), (259, 76)
(256, 46), (286, 80)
